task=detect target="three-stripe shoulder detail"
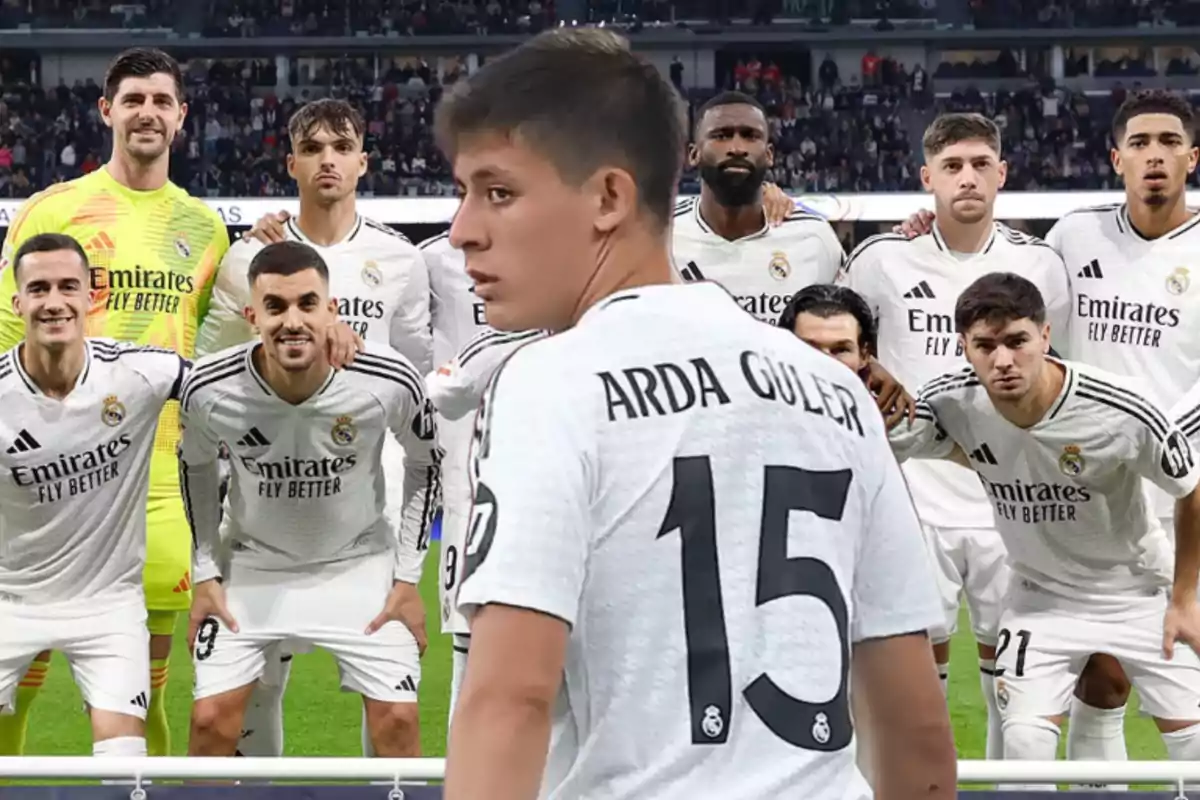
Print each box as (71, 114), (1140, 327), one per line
(995, 223), (1056, 251)
(90, 341), (179, 363)
(1177, 399), (1200, 438)
(344, 351), (423, 405)
(180, 350), (248, 412)
(0, 351), (13, 384)
(844, 232), (911, 268)
(919, 366), (979, 402)
(364, 217), (412, 244)
(673, 196), (696, 218)
(1074, 374), (1170, 441)
(418, 231), (449, 251)
(459, 329), (543, 367)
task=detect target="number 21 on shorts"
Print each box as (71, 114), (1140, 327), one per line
(657, 455), (855, 752)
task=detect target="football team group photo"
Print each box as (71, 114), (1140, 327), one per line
(5, 24), (1200, 800)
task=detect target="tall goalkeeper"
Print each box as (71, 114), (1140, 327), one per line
(0, 48), (226, 758)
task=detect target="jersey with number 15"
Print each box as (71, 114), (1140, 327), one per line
(457, 282), (941, 800)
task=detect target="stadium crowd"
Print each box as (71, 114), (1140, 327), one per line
(3, 48), (1198, 199)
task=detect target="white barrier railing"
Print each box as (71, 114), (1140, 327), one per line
(1, 757), (1199, 787)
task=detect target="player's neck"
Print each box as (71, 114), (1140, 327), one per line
(564, 231), (674, 330)
(1124, 194), (1194, 239)
(933, 214), (994, 254)
(253, 345), (331, 406)
(698, 187), (765, 241)
(296, 196), (359, 246)
(20, 341), (85, 400)
(992, 360), (1065, 430)
(104, 155), (169, 193)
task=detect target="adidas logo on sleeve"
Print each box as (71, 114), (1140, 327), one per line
(5, 429), (40, 454)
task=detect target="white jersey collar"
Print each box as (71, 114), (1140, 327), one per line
(930, 220), (997, 257)
(1117, 203), (1200, 242)
(12, 340), (92, 396)
(244, 343), (336, 404)
(693, 197), (770, 242)
(285, 213), (364, 248)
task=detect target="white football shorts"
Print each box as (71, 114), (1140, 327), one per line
(0, 592), (149, 720)
(995, 580), (1200, 721)
(923, 524), (1009, 646)
(192, 552), (420, 704)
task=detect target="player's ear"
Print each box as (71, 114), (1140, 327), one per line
(176, 101), (188, 131)
(357, 150), (367, 179)
(11, 291), (21, 317)
(996, 159), (1008, 190)
(1110, 147), (1124, 177)
(589, 166), (636, 235)
(286, 154), (296, 180)
(326, 298), (338, 316)
(98, 97), (113, 129)
(243, 305), (256, 327)
(920, 164), (933, 192)
(1041, 322), (1051, 353)
(1188, 143), (1198, 174)
(764, 141), (775, 168)
(686, 141), (700, 168)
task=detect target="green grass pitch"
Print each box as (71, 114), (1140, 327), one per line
(19, 544), (1170, 763)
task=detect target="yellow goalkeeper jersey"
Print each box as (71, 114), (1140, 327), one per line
(0, 166), (228, 502)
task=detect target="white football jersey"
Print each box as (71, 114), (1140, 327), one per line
(0, 339), (187, 605)
(421, 231), (487, 368)
(195, 214), (432, 374)
(839, 222), (1071, 529)
(458, 282), (941, 800)
(179, 341), (441, 585)
(672, 197), (845, 325)
(892, 360), (1198, 618)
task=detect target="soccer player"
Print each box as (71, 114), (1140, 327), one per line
(840, 112), (1071, 761)
(438, 28), (956, 800)
(0, 233), (189, 758)
(778, 283), (877, 379)
(179, 241), (440, 758)
(892, 271), (1200, 776)
(0, 48), (229, 757)
(895, 89), (1200, 773)
(194, 97), (432, 758)
(673, 91), (846, 326)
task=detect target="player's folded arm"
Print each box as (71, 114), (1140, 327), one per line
(886, 398), (957, 463)
(388, 382), (443, 584)
(425, 328), (549, 422)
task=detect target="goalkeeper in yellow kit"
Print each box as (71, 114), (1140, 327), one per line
(0, 49), (228, 757)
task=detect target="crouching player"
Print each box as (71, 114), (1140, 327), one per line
(0, 234), (190, 757)
(893, 272), (1200, 782)
(179, 241), (441, 757)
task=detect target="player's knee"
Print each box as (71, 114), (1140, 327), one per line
(1001, 716), (1061, 760)
(190, 697), (241, 743)
(368, 701), (420, 749)
(1077, 656), (1132, 708)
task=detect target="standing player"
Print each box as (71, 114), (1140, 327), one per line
(840, 113), (1071, 760)
(892, 271), (1200, 775)
(194, 98), (432, 758)
(0, 48), (229, 757)
(897, 90), (1200, 773)
(179, 241), (440, 758)
(0, 233), (190, 758)
(673, 91), (845, 326)
(438, 28), (956, 800)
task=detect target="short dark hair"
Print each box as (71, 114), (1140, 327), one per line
(288, 98), (367, 144)
(778, 284), (877, 354)
(695, 91), (767, 138)
(248, 241), (329, 286)
(954, 272), (1046, 333)
(103, 48), (184, 103)
(1112, 89), (1196, 145)
(922, 112), (1002, 159)
(12, 233), (89, 284)
(434, 28), (687, 230)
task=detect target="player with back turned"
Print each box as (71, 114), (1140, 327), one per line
(898, 90), (1200, 776)
(0, 48), (229, 757)
(437, 28), (956, 800)
(0, 233), (190, 760)
(840, 112), (1071, 762)
(892, 272), (1200, 782)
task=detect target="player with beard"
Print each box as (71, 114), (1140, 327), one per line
(897, 91), (1200, 783)
(673, 92), (846, 326)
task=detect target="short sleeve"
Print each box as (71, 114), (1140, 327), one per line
(835, 241), (883, 316)
(1037, 249), (1073, 356)
(456, 346), (591, 627)
(124, 346), (190, 404)
(853, 412), (944, 642)
(1172, 380), (1200, 453)
(1129, 394), (1200, 499)
(813, 219), (845, 282)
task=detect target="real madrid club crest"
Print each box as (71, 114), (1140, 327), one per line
(331, 415), (357, 446)
(1059, 444), (1085, 477)
(995, 678), (1009, 711)
(361, 260), (383, 288)
(1167, 267), (1191, 296)
(173, 233), (191, 260)
(101, 395), (126, 427)
(768, 251), (791, 281)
